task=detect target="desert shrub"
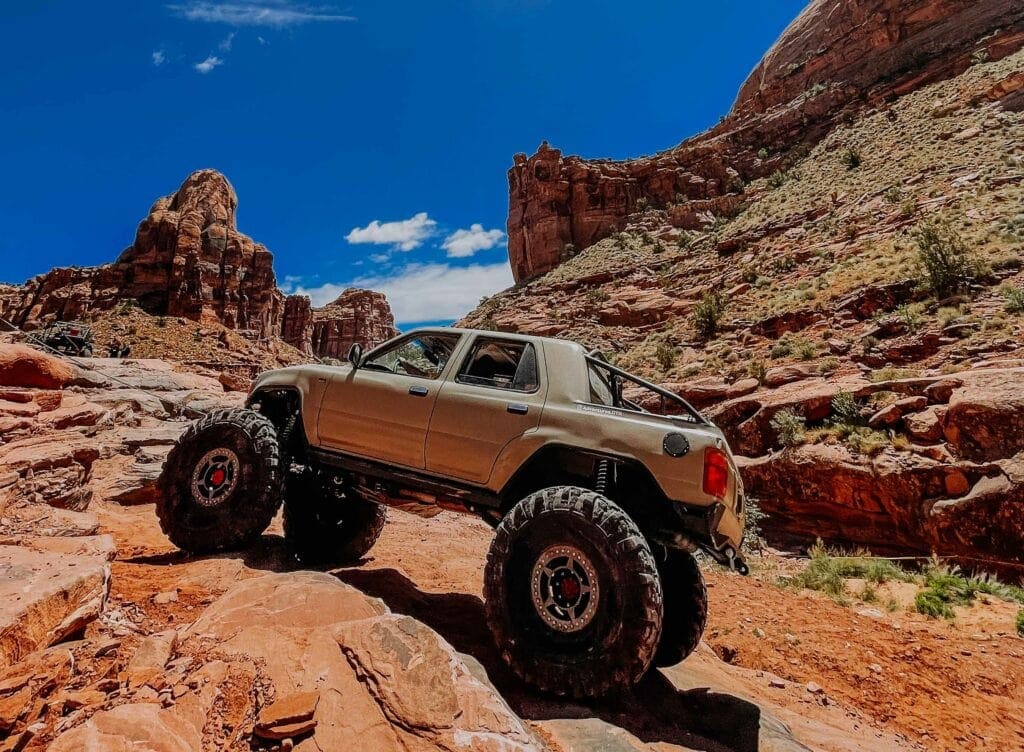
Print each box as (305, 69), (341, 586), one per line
(915, 590), (955, 619)
(845, 428), (890, 456)
(586, 288), (610, 305)
(742, 496), (767, 555)
(841, 147), (862, 170)
(1017, 610), (1024, 637)
(899, 198), (917, 217)
(771, 409), (806, 447)
(830, 391), (863, 427)
(794, 339), (817, 361)
(870, 366), (918, 383)
(560, 243), (577, 262)
(1002, 285), (1024, 314)
(883, 185), (903, 204)
(895, 303), (924, 332)
(938, 305), (966, 327)
(816, 356), (840, 374)
(655, 341), (678, 371)
(767, 170), (788, 188)
(747, 358), (767, 384)
(757, 147), (769, 160)
(636, 197), (650, 212)
(914, 220), (976, 298)
(861, 335), (880, 354)
(693, 291), (726, 340)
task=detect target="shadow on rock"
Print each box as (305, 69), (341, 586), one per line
(335, 566), (785, 752)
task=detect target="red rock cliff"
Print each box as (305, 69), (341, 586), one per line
(507, 0), (1024, 282)
(311, 289), (398, 360)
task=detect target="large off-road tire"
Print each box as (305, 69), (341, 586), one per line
(283, 467), (386, 567)
(653, 548), (708, 667)
(157, 408), (283, 554)
(483, 486), (663, 698)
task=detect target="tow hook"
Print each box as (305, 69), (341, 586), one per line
(701, 544), (751, 576)
(725, 547), (750, 576)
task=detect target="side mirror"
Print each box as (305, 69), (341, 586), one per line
(347, 343), (363, 369)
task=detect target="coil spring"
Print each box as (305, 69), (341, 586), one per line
(595, 459), (611, 495)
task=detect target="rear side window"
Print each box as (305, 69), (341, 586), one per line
(458, 339), (539, 392)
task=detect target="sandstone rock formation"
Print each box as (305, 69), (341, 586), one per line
(311, 288), (398, 360)
(506, 1), (1024, 281)
(1, 171), (399, 361)
(3, 171), (283, 337)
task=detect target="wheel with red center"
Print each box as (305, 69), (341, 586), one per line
(157, 408), (284, 554)
(483, 486), (663, 698)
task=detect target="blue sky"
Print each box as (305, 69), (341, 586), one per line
(0, 0), (806, 325)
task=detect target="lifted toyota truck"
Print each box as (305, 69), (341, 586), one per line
(157, 328), (747, 697)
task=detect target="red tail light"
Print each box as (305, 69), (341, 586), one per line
(703, 447), (730, 500)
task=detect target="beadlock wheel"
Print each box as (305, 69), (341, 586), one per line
(530, 544), (600, 632)
(189, 447), (240, 507)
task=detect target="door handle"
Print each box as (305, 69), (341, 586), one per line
(409, 385), (429, 397)
(507, 403), (529, 415)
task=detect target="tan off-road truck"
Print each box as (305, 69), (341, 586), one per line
(157, 328), (747, 697)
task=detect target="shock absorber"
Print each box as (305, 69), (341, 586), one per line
(594, 459), (611, 495)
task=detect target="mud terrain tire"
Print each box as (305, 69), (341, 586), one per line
(283, 467), (386, 567)
(653, 548), (707, 667)
(157, 408), (283, 553)
(483, 486), (663, 697)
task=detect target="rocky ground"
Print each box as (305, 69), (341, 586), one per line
(0, 342), (1021, 752)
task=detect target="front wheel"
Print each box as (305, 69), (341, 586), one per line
(483, 486), (663, 698)
(157, 408), (283, 553)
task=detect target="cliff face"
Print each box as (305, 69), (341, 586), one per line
(311, 289), (398, 360)
(1, 171), (400, 360)
(507, 0), (1024, 282)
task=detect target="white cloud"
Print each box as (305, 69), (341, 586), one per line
(292, 261), (514, 324)
(345, 212), (437, 252)
(169, 1), (356, 27)
(442, 224), (506, 258)
(193, 55), (223, 73)
(218, 31), (236, 51)
(368, 253), (391, 264)
(152, 50), (166, 66)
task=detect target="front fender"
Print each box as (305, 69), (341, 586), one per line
(248, 365), (342, 445)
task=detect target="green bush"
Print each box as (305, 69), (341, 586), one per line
(895, 303), (924, 332)
(655, 341), (678, 371)
(916, 590), (955, 619)
(1017, 609), (1024, 637)
(1002, 285), (1024, 314)
(693, 291), (726, 340)
(842, 147), (862, 170)
(767, 170), (788, 189)
(771, 409), (806, 448)
(830, 391), (863, 427)
(914, 220), (976, 298)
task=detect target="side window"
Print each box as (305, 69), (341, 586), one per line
(457, 339), (539, 392)
(362, 334), (459, 380)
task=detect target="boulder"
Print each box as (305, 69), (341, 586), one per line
(0, 344), (74, 389)
(904, 406), (946, 443)
(0, 545), (110, 669)
(944, 370), (1024, 461)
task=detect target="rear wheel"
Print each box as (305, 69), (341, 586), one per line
(283, 466), (386, 567)
(483, 486), (663, 697)
(157, 408), (283, 553)
(653, 548), (707, 667)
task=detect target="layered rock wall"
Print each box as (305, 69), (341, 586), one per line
(507, 1), (1024, 282)
(311, 288), (398, 360)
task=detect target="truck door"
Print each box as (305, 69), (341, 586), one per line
(317, 332), (462, 469)
(426, 336), (545, 484)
